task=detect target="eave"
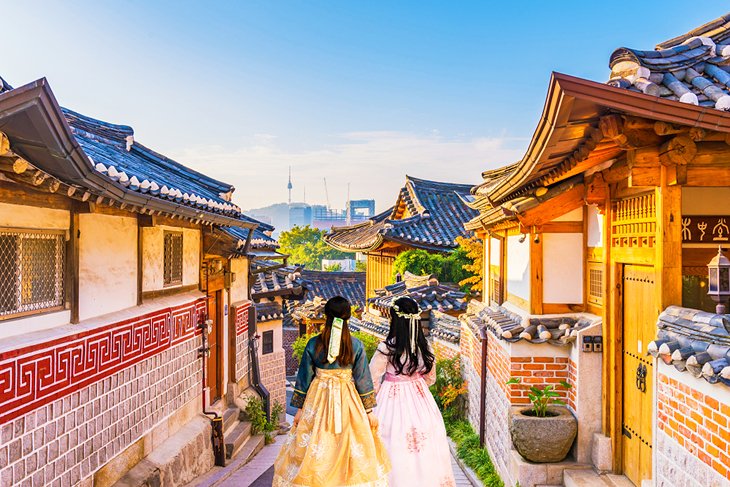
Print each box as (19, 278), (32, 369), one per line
(0, 78), (251, 228)
(488, 72), (730, 204)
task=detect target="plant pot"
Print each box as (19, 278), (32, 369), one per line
(509, 406), (577, 463)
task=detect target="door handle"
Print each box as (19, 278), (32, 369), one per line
(635, 363), (647, 393)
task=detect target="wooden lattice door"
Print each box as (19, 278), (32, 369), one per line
(207, 291), (222, 401)
(621, 265), (655, 486)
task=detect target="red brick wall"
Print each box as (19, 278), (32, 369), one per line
(657, 373), (730, 481)
(508, 357), (572, 408)
(432, 339), (459, 361)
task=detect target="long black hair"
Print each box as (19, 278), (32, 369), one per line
(315, 296), (355, 365)
(384, 296), (434, 375)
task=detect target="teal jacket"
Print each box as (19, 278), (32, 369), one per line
(291, 335), (376, 411)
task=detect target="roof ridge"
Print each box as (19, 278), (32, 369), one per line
(655, 12), (730, 49)
(405, 174), (474, 191)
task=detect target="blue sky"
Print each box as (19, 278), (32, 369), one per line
(3, 2), (726, 211)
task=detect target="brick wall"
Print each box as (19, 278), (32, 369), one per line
(655, 367), (730, 485)
(432, 339), (459, 361)
(260, 350), (287, 409)
(508, 357), (571, 408)
(283, 326), (300, 377)
(0, 297), (207, 487)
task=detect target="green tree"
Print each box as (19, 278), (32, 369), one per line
(278, 225), (349, 270)
(355, 260), (367, 272)
(454, 235), (483, 292)
(392, 239), (480, 290)
(323, 263), (343, 272)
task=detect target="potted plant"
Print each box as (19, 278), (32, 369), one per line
(506, 377), (577, 463)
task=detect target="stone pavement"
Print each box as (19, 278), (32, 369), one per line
(192, 433), (477, 487)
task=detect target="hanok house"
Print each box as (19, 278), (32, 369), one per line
(247, 255), (307, 405)
(352, 272), (467, 361)
(0, 75), (270, 486)
(284, 270), (365, 375)
(324, 176), (478, 298)
(461, 13), (730, 487)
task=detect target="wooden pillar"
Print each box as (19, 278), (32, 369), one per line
(68, 203), (80, 323)
(486, 234), (491, 302)
(654, 165), (682, 315)
(530, 231), (543, 315)
(601, 187), (615, 438)
(137, 216), (144, 306)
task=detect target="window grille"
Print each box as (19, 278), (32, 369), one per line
(163, 232), (183, 286)
(0, 230), (65, 318)
(587, 264), (603, 307)
(262, 330), (274, 355)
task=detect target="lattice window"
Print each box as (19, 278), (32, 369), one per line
(490, 275), (503, 305)
(587, 263), (603, 307)
(163, 232), (183, 286)
(262, 330), (274, 355)
(0, 230), (65, 318)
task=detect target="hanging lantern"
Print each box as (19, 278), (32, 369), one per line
(707, 246), (730, 314)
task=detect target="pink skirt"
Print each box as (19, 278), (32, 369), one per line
(374, 373), (455, 487)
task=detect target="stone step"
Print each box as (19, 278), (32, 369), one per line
(564, 469), (612, 487)
(222, 407), (240, 433)
(238, 433), (266, 464)
(604, 474), (635, 487)
(224, 420), (252, 459)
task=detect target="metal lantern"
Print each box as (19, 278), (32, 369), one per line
(707, 246), (730, 314)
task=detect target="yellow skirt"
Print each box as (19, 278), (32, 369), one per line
(273, 368), (391, 487)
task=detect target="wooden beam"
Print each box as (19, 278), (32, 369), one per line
(517, 184), (586, 227)
(628, 166), (660, 187)
(540, 221), (583, 233)
(530, 233), (543, 315)
(0, 179), (73, 210)
(660, 135), (696, 166)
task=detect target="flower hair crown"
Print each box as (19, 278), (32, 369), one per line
(392, 303), (421, 354)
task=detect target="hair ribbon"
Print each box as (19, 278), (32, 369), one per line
(393, 304), (421, 354)
(327, 317), (344, 363)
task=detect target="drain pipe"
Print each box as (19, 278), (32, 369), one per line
(198, 309), (226, 466)
(248, 306), (271, 422)
(478, 325), (488, 448)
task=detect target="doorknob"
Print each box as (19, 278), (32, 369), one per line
(635, 363), (647, 393)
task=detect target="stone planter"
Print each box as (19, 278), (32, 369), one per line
(509, 406), (577, 463)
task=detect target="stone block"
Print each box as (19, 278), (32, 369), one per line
(591, 433), (612, 472)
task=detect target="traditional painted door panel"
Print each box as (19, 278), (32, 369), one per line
(622, 265), (655, 486)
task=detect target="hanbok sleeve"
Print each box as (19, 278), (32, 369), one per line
(423, 364), (437, 386)
(291, 338), (316, 409)
(353, 342), (377, 411)
(369, 343), (389, 394)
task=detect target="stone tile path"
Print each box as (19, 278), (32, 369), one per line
(194, 433), (477, 486)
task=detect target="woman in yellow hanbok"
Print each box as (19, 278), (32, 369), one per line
(273, 296), (391, 487)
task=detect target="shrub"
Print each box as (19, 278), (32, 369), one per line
(244, 396), (282, 444)
(429, 357), (467, 422)
(445, 418), (504, 487)
(291, 331), (379, 366)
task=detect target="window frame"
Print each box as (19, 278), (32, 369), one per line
(262, 329), (274, 355)
(0, 228), (67, 321)
(163, 231), (184, 287)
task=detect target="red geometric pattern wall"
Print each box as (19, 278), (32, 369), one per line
(0, 298), (206, 425)
(235, 301), (251, 336)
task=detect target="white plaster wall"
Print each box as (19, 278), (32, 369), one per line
(586, 205), (604, 248)
(543, 233), (583, 304)
(0, 202), (69, 230)
(142, 226), (200, 292)
(682, 187), (730, 215)
(0, 310), (72, 339)
(257, 319), (284, 357)
(552, 207), (583, 222)
(78, 214), (138, 321)
(230, 257), (250, 303)
(507, 235), (530, 302)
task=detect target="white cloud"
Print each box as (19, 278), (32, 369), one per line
(168, 131), (527, 212)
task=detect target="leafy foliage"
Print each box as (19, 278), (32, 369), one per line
(279, 225), (349, 270)
(506, 377), (572, 417)
(355, 260), (367, 272)
(392, 239), (480, 291)
(291, 331), (379, 366)
(429, 357), (467, 422)
(244, 396), (283, 444)
(323, 262), (343, 272)
(446, 419), (504, 487)
(454, 235), (483, 292)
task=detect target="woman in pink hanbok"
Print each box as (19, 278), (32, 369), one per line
(369, 296), (455, 487)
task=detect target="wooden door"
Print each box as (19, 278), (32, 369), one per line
(621, 265), (655, 485)
(207, 291), (222, 401)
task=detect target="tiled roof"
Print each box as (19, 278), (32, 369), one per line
(459, 300), (592, 345)
(325, 176), (477, 252)
(607, 13), (730, 110)
(0, 77), (251, 227)
(255, 301), (284, 323)
(368, 273), (467, 316)
(430, 310), (461, 344)
(250, 261), (306, 300)
(223, 224), (278, 254)
(649, 306), (730, 386)
(301, 271), (366, 309)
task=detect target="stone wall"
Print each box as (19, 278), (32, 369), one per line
(655, 365), (730, 485)
(283, 326), (300, 377)
(0, 296), (208, 487)
(231, 301), (251, 386)
(260, 350), (287, 409)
